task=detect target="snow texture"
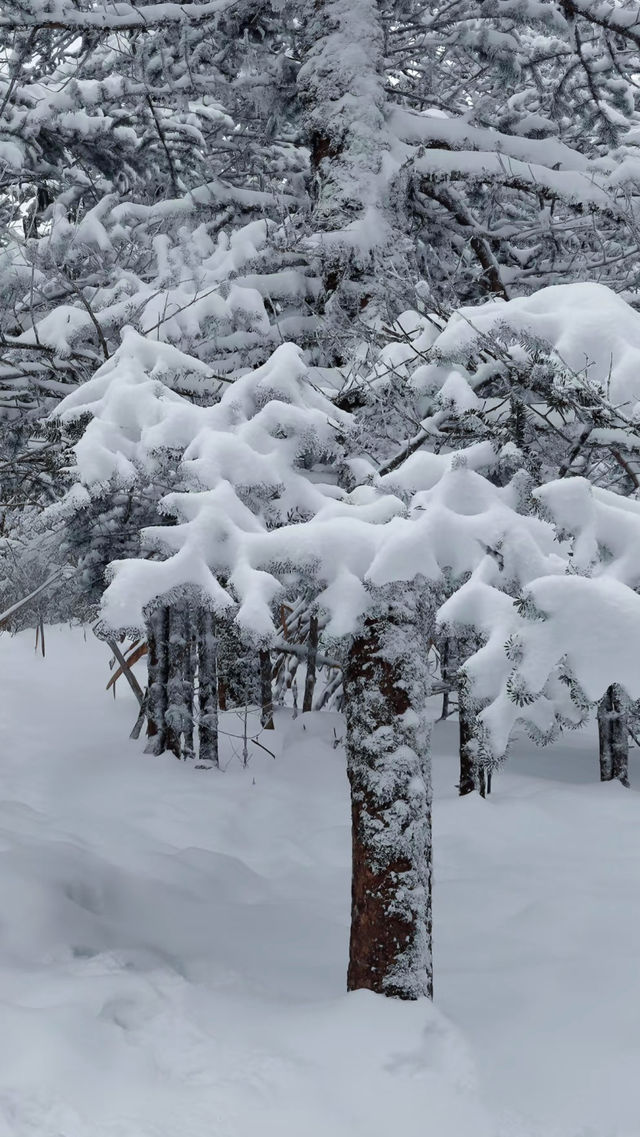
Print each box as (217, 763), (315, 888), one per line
(429, 282), (640, 412)
(1, 626), (640, 1136)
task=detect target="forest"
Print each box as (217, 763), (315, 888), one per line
(2, 0), (640, 1132)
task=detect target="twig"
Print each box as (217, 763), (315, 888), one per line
(106, 639), (145, 707)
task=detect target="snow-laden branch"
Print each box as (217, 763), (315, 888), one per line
(415, 151), (633, 216)
(391, 107), (595, 174)
(0, 0), (236, 31)
(51, 282), (640, 763)
(0, 569), (68, 628)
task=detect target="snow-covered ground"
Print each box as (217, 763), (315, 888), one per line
(0, 626), (639, 1137)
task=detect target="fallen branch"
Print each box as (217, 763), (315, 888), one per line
(106, 640), (148, 691)
(106, 639), (145, 707)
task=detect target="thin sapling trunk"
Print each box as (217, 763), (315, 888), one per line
(197, 608), (219, 768)
(302, 613), (318, 713)
(598, 683), (629, 787)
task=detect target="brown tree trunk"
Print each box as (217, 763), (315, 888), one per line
(218, 676), (227, 712)
(260, 649), (274, 730)
(344, 589), (432, 1000)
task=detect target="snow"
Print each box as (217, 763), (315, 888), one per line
(58, 311), (640, 758)
(431, 282), (640, 411)
(2, 626), (640, 1135)
(390, 106), (594, 172)
(2, 0), (237, 30)
(435, 737), (640, 1133)
(413, 150), (620, 211)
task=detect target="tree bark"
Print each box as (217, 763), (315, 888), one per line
(297, 0), (387, 319)
(344, 588), (432, 1000)
(458, 685), (485, 797)
(598, 684), (629, 786)
(182, 615), (196, 761)
(302, 613), (318, 713)
(145, 605), (170, 755)
(260, 648), (274, 730)
(197, 608), (219, 768)
(439, 637), (451, 720)
(165, 603), (192, 759)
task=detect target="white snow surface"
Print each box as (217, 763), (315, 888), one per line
(1, 626), (640, 1136)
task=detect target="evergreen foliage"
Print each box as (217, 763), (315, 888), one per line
(5, 0), (640, 1000)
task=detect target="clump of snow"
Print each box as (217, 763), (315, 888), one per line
(442, 477), (640, 753)
(431, 282), (640, 411)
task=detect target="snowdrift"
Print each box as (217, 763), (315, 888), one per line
(0, 627), (639, 1135)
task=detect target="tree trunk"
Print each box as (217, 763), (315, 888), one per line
(302, 614), (318, 713)
(260, 648), (274, 730)
(344, 588), (432, 1000)
(297, 0), (387, 317)
(197, 609), (219, 768)
(165, 603), (192, 759)
(182, 615), (196, 761)
(218, 676), (227, 712)
(145, 605), (170, 755)
(598, 684), (629, 786)
(458, 685), (485, 797)
(439, 637), (450, 720)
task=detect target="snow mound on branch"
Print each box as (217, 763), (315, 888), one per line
(441, 478), (640, 754)
(85, 341), (355, 633)
(55, 328), (213, 487)
(432, 282), (640, 409)
(67, 335), (558, 641)
(100, 455), (559, 640)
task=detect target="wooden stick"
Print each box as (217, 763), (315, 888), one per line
(106, 639), (145, 707)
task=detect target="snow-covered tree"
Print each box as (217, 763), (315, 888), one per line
(53, 338), (350, 754)
(8, 0), (640, 1005)
(409, 282), (640, 785)
(443, 478), (640, 768)
(78, 334), (568, 997)
(343, 281), (640, 789)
